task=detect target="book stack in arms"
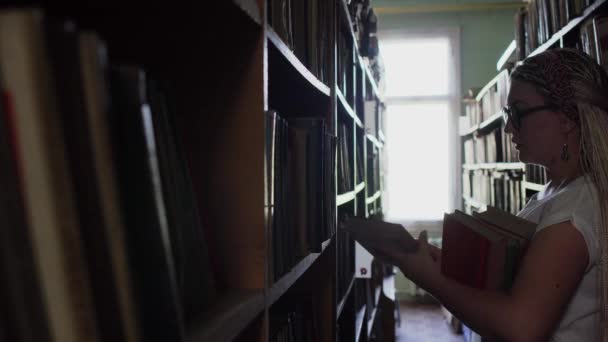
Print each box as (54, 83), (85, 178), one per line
(441, 206), (536, 291)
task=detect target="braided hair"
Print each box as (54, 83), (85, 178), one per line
(511, 48), (608, 341)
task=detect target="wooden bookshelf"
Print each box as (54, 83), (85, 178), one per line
(233, 0), (263, 25)
(337, 275), (356, 318)
(354, 306), (366, 342)
(188, 290), (265, 342)
(338, 88), (364, 128)
(338, 191), (357, 207)
(0, 1), (392, 341)
(463, 196), (487, 211)
(366, 190), (381, 205)
(528, 0), (608, 57)
(524, 181), (545, 192)
(462, 163), (525, 171)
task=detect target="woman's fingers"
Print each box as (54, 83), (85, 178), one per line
(428, 244), (442, 263)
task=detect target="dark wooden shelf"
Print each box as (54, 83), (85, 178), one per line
(478, 112), (503, 133)
(524, 181), (544, 192)
(355, 181), (366, 194)
(232, 0), (262, 26)
(461, 111), (503, 137)
(475, 70), (508, 102)
(459, 123), (479, 137)
(462, 162), (525, 171)
(337, 89), (364, 128)
(529, 0), (608, 57)
(360, 55), (383, 102)
(337, 0), (382, 103)
(187, 290), (265, 342)
(355, 305), (366, 342)
(338, 182), (366, 206)
(337, 275), (356, 319)
(337, 190), (356, 206)
(366, 190), (381, 205)
(267, 239), (332, 307)
(463, 196), (487, 210)
(496, 40), (516, 71)
(267, 26), (331, 98)
(366, 134), (383, 149)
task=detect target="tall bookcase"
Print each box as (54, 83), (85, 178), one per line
(0, 1), (393, 342)
(460, 0), (608, 340)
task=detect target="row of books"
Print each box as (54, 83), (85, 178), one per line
(265, 111), (337, 282)
(268, 0), (332, 84)
(366, 140), (382, 196)
(526, 164), (549, 186)
(514, 0), (598, 59)
(579, 15), (608, 72)
(364, 99), (384, 140)
(338, 123), (355, 194)
(462, 71), (509, 128)
(464, 170), (525, 215)
(0, 9), (224, 341)
(270, 296), (322, 342)
(463, 127), (518, 164)
(338, 25), (356, 104)
(348, 0), (379, 58)
(337, 228), (355, 303)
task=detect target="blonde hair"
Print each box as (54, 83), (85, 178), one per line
(579, 103), (608, 342)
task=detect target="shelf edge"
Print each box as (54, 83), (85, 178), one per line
(267, 26), (331, 97)
(337, 190), (356, 206)
(337, 275), (356, 319)
(187, 290), (265, 342)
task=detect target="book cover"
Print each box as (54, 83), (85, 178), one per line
(109, 66), (184, 341)
(441, 208), (536, 291)
(0, 9), (99, 342)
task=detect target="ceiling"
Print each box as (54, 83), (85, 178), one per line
(373, 0), (525, 14)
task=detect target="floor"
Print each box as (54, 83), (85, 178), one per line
(395, 302), (464, 342)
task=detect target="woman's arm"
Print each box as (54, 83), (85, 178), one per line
(342, 219), (588, 342)
(402, 222), (588, 342)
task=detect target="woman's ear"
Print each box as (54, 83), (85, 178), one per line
(558, 111), (578, 134)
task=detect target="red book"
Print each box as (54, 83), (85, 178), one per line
(441, 211), (509, 290)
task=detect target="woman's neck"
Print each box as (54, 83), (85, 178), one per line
(544, 163), (584, 191)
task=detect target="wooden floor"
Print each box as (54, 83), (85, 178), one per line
(396, 302), (463, 342)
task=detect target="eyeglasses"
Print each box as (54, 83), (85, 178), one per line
(502, 104), (556, 130)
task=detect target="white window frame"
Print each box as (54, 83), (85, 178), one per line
(379, 27), (462, 226)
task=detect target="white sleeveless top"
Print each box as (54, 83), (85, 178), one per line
(518, 176), (600, 342)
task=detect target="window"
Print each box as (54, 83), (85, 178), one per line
(380, 30), (460, 222)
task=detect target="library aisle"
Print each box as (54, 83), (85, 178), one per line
(396, 303), (462, 342)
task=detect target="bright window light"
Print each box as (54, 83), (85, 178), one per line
(381, 37), (453, 221)
(380, 38), (450, 97)
(385, 103), (450, 221)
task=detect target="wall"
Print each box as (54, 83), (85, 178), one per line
(377, 7), (517, 97)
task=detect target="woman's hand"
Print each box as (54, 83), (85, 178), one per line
(340, 217), (418, 266)
(341, 217), (442, 288)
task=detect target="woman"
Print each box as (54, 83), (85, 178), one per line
(344, 48), (608, 341)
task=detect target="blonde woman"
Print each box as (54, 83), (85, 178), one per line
(344, 48), (608, 341)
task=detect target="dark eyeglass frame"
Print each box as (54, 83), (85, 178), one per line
(502, 104), (556, 130)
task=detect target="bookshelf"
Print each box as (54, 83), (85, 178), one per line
(0, 1), (392, 342)
(459, 0), (608, 339)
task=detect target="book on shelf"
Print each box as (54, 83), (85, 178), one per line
(0, 9), (102, 342)
(270, 295), (322, 342)
(266, 110), (336, 282)
(268, 0), (332, 84)
(441, 207), (536, 291)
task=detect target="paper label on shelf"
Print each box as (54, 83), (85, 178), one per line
(355, 242), (372, 278)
